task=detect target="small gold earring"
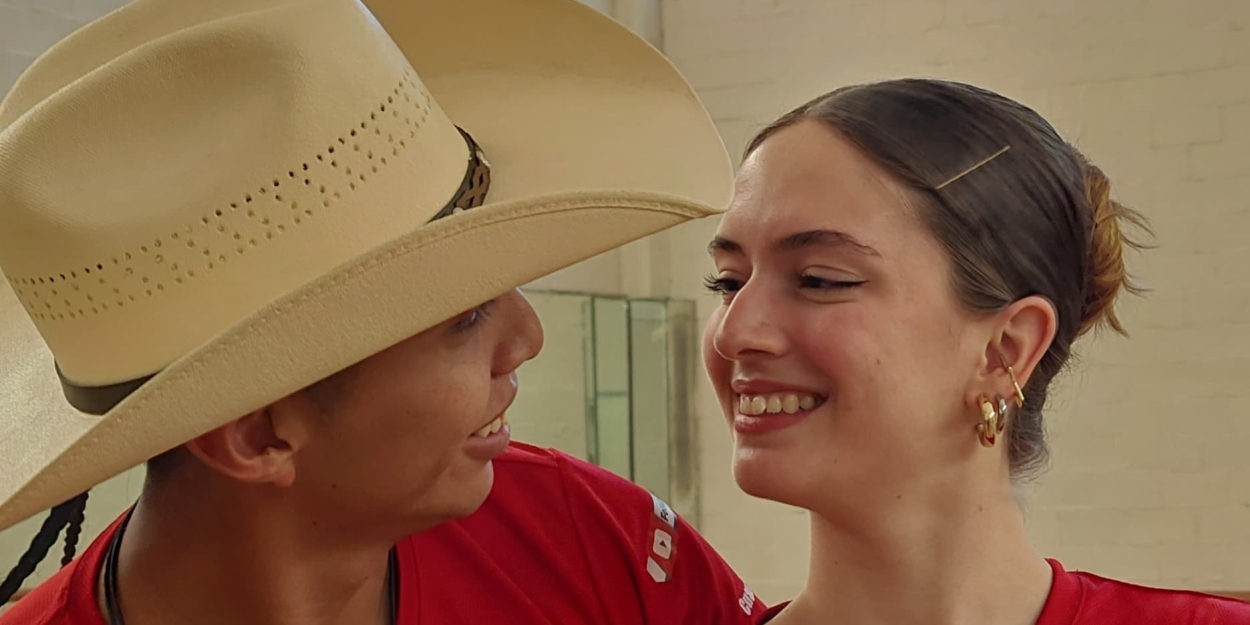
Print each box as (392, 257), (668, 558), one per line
(1005, 365), (1025, 408)
(977, 396), (1000, 448)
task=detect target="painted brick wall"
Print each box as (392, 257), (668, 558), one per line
(662, 0), (1250, 603)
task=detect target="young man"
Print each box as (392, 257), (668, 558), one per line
(0, 0), (763, 623)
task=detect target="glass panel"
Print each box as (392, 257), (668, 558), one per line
(582, 297), (600, 466)
(628, 299), (671, 501)
(663, 298), (701, 527)
(509, 291), (593, 460)
(592, 297), (633, 480)
(508, 289), (700, 525)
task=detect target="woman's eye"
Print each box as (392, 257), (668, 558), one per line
(701, 273), (865, 301)
(703, 275), (742, 296)
(799, 274), (866, 290)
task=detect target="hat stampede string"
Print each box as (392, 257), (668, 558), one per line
(0, 492), (89, 603)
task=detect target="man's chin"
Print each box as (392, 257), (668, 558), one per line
(446, 459), (498, 519)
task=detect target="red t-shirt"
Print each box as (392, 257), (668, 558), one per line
(756, 558), (1250, 624)
(3, 442), (765, 624)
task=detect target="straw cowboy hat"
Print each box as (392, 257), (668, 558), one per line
(0, 0), (731, 533)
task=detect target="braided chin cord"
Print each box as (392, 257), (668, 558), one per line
(0, 492), (90, 605)
(60, 492), (89, 566)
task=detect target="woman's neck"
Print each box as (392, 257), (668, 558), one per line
(776, 480), (1054, 625)
(98, 486), (399, 625)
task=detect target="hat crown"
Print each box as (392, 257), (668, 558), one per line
(0, 0), (473, 387)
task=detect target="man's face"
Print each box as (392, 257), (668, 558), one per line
(284, 288), (543, 536)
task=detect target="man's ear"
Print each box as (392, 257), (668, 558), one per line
(183, 397), (315, 488)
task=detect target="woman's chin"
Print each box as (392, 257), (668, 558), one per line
(732, 447), (815, 509)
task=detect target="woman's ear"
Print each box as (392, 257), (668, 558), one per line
(982, 294), (1058, 392)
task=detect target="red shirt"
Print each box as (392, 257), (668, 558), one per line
(756, 558), (1250, 624)
(3, 442), (765, 624)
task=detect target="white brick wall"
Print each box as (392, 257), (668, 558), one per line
(663, 0), (1250, 601)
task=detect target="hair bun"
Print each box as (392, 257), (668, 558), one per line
(1077, 156), (1152, 338)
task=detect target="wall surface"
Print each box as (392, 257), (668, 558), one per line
(660, 0), (1250, 602)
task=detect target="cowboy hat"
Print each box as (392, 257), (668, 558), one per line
(0, 0), (731, 532)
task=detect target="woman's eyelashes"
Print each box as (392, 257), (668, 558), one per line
(703, 275), (741, 296)
(703, 272), (866, 300)
(798, 273), (866, 290)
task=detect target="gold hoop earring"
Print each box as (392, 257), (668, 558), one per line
(977, 396), (1001, 448)
(1005, 365), (1025, 408)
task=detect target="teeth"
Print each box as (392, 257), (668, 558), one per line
(737, 393), (822, 416)
(782, 395), (799, 414)
(474, 415), (505, 438)
(750, 396), (766, 415)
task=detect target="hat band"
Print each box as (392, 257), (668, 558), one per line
(55, 127), (493, 416)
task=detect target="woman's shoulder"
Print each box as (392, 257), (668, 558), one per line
(1049, 559), (1250, 624)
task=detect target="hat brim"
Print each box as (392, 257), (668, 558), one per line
(0, 0), (731, 532)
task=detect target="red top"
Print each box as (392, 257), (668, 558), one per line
(756, 559), (1250, 624)
(2, 441), (764, 624)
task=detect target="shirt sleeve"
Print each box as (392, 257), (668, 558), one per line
(552, 452), (766, 624)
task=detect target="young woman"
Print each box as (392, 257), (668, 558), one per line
(0, 0), (763, 623)
(701, 79), (1250, 624)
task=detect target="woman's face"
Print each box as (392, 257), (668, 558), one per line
(702, 119), (998, 513)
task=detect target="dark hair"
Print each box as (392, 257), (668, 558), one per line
(746, 79), (1151, 480)
(0, 492), (88, 604)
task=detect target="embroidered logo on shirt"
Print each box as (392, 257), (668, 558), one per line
(646, 493), (678, 583)
(738, 584), (757, 615)
(652, 493), (677, 529)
